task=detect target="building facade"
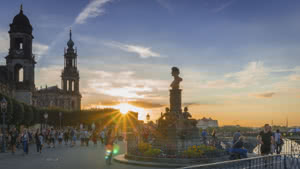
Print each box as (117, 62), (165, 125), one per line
(196, 117), (219, 129)
(0, 6), (36, 104)
(0, 6), (81, 110)
(33, 30), (81, 111)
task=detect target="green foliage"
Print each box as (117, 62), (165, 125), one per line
(23, 103), (33, 126)
(144, 148), (161, 157)
(183, 145), (218, 158)
(11, 99), (24, 125)
(0, 93), (134, 128)
(0, 93), (13, 124)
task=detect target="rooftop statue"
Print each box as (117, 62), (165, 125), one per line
(170, 67), (182, 89)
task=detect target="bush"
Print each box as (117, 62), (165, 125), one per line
(138, 142), (152, 153)
(183, 145), (219, 158)
(144, 148), (162, 157)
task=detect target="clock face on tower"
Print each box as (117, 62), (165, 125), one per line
(15, 49), (24, 55)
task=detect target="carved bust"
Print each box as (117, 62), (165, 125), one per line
(170, 67), (182, 89)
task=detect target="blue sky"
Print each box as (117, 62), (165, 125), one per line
(0, 0), (300, 126)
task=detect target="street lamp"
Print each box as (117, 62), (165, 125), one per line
(1, 97), (7, 153)
(44, 112), (48, 129)
(59, 112), (62, 129)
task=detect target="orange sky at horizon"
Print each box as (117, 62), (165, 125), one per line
(83, 102), (300, 127)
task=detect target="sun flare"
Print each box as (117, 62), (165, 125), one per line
(88, 102), (150, 120)
(118, 103), (131, 114)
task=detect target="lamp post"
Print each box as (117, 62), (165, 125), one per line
(1, 97), (7, 153)
(44, 113), (48, 129)
(59, 112), (62, 129)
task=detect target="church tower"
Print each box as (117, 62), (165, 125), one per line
(61, 29), (81, 110)
(6, 5), (36, 104)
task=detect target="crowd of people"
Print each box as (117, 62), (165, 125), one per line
(229, 124), (284, 159)
(0, 126), (120, 156)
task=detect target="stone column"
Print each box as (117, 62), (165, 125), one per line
(170, 89), (182, 114)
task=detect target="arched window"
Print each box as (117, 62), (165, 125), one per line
(66, 80), (69, 91)
(19, 68), (24, 82)
(14, 64), (24, 82)
(72, 81), (75, 91)
(20, 42), (23, 49)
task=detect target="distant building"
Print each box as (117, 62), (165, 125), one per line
(196, 117), (218, 129)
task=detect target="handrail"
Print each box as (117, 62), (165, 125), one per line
(180, 154), (300, 169)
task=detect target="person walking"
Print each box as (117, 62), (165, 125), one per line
(201, 129), (208, 145)
(49, 128), (56, 148)
(100, 130), (105, 145)
(64, 129), (69, 145)
(10, 128), (18, 154)
(21, 129), (30, 155)
(38, 132), (44, 153)
(274, 129), (283, 154)
(211, 129), (217, 147)
(257, 124), (274, 155)
(35, 129), (42, 153)
(58, 131), (63, 145)
(71, 128), (77, 147)
(233, 130), (241, 144)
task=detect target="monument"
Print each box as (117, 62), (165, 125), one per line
(154, 67), (200, 155)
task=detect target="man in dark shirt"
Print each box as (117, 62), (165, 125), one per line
(10, 128), (18, 154)
(257, 124), (274, 155)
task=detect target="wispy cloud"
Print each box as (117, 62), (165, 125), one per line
(105, 41), (161, 58)
(75, 0), (112, 24)
(212, 0), (235, 13)
(156, 0), (173, 13)
(251, 92), (276, 98)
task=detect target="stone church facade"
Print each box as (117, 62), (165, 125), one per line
(0, 6), (81, 111)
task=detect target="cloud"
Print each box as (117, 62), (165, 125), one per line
(33, 42), (49, 60)
(75, 0), (112, 24)
(84, 70), (168, 99)
(156, 0), (173, 12)
(0, 30), (9, 53)
(200, 61), (268, 89)
(128, 101), (164, 109)
(105, 41), (161, 58)
(212, 0), (235, 13)
(35, 66), (62, 88)
(289, 74), (300, 81)
(252, 92), (276, 98)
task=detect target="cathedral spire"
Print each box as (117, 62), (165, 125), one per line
(20, 4), (23, 13)
(69, 27), (72, 40)
(67, 28), (74, 49)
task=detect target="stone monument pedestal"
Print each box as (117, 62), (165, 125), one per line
(170, 89), (182, 114)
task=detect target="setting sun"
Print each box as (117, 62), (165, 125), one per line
(118, 103), (131, 114)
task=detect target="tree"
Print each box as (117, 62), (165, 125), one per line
(11, 99), (24, 125)
(0, 94), (13, 125)
(32, 106), (41, 125)
(23, 103), (33, 126)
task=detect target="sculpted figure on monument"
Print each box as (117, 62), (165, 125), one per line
(183, 107), (192, 119)
(170, 67), (182, 89)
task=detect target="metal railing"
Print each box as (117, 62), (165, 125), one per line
(181, 154), (300, 169)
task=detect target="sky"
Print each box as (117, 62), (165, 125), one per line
(0, 0), (300, 127)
